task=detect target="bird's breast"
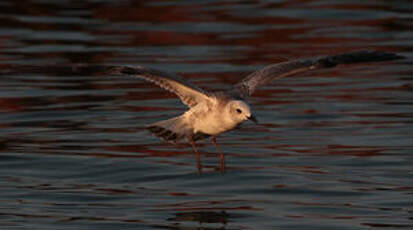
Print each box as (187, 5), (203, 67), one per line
(191, 110), (238, 136)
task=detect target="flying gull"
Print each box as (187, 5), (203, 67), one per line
(108, 50), (403, 173)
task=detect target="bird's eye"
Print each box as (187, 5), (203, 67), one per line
(236, 109), (242, 114)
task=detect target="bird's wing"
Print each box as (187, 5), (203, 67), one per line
(107, 66), (211, 107)
(229, 50), (404, 98)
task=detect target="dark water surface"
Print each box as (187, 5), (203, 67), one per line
(1, 1), (413, 229)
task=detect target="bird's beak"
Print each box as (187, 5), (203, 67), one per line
(248, 115), (258, 124)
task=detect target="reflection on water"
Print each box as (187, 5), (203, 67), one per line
(1, 0), (412, 229)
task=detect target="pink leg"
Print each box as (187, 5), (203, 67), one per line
(188, 137), (202, 174)
(211, 137), (225, 174)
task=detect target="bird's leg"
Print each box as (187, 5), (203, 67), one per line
(211, 137), (225, 174)
(188, 137), (202, 174)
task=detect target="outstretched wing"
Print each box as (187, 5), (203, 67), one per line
(107, 65), (211, 107)
(229, 50), (404, 98)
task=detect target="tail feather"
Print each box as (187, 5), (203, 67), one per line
(146, 116), (192, 142)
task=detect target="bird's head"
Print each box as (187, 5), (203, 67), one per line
(227, 100), (257, 124)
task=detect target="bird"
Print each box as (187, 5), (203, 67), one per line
(107, 50), (403, 173)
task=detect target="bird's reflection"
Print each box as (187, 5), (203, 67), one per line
(166, 211), (229, 229)
(195, 151), (226, 175)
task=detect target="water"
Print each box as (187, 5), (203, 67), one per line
(1, 0), (412, 229)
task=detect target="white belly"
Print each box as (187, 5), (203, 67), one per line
(192, 111), (237, 136)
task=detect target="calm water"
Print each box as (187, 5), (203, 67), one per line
(1, 1), (412, 229)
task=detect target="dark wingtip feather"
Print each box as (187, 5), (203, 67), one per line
(105, 66), (142, 75)
(344, 50), (405, 62)
(319, 50), (405, 68)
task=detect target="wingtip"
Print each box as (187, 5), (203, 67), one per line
(368, 50), (406, 61)
(353, 50), (405, 61)
(320, 50), (405, 67)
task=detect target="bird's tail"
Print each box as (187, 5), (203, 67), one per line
(317, 50), (405, 68)
(147, 116), (192, 142)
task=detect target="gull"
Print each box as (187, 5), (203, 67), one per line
(108, 50), (403, 173)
